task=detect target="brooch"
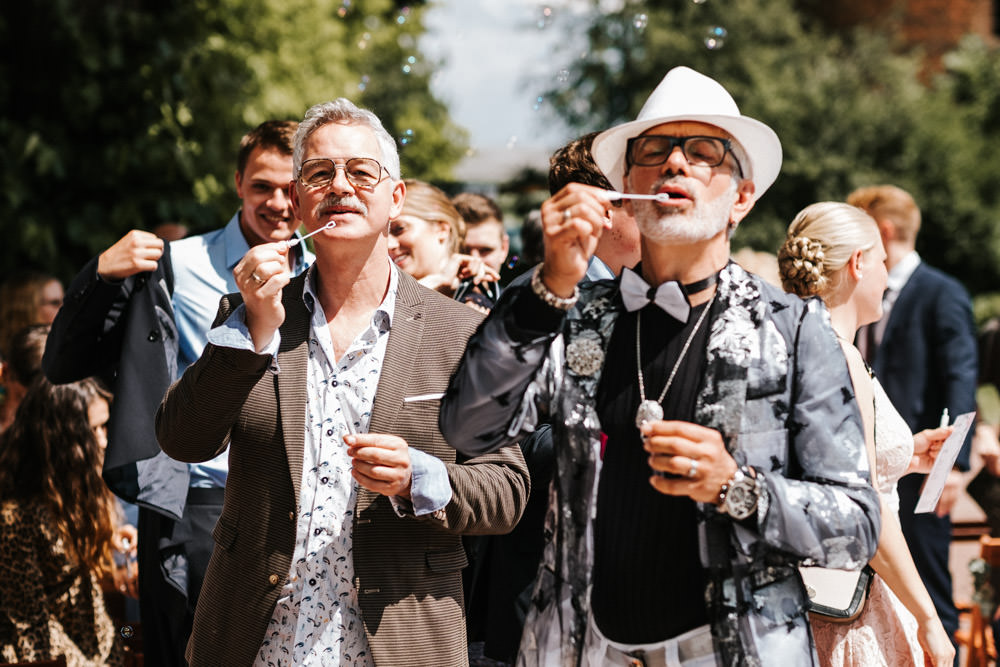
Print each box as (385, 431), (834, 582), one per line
(566, 330), (604, 376)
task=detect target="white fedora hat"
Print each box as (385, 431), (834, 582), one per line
(591, 66), (782, 202)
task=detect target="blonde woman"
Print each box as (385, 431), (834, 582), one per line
(778, 202), (954, 666)
(388, 179), (498, 309)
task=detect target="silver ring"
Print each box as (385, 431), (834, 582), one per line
(562, 208), (572, 222)
(251, 271), (265, 285)
(686, 459), (699, 479)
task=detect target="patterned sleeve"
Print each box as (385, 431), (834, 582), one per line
(755, 299), (882, 569)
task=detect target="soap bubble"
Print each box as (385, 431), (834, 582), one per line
(555, 69), (570, 84)
(357, 75), (370, 92)
(537, 6), (553, 29)
(397, 33), (415, 49)
(532, 95), (545, 111)
(506, 135), (519, 150)
(399, 128), (415, 145)
(396, 7), (410, 25)
(506, 255), (520, 270)
(464, 147), (478, 158)
(364, 15), (380, 31)
(704, 25), (727, 49)
(402, 64), (412, 74)
(120, 625), (134, 639)
(337, 0), (351, 17)
(632, 14), (648, 30)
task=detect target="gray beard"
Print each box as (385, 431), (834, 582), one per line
(632, 178), (737, 244)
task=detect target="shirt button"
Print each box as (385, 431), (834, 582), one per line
(326, 429), (334, 436)
(268, 574), (279, 585)
(331, 380), (338, 387)
(321, 476), (329, 484)
(309, 578), (317, 586)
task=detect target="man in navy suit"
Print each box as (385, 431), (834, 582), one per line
(852, 184), (978, 653)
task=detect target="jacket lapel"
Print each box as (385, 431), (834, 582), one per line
(276, 273), (311, 508)
(695, 262), (762, 441)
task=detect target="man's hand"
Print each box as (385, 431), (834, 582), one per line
(538, 183), (613, 297)
(346, 433), (413, 499)
(641, 420), (738, 504)
(233, 242), (291, 352)
(97, 230), (164, 281)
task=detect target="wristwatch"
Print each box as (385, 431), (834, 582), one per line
(718, 466), (760, 520)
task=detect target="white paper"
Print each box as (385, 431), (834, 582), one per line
(914, 411), (976, 514)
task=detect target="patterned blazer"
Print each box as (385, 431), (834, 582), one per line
(441, 262), (881, 667)
(156, 270), (529, 666)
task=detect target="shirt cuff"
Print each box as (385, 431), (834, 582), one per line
(390, 447), (451, 517)
(206, 304), (281, 372)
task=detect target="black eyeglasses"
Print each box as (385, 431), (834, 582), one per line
(298, 157), (388, 190)
(626, 135), (733, 169)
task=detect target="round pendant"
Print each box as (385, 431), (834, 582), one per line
(635, 399), (664, 429)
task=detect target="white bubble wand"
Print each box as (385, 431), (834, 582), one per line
(286, 221), (336, 248)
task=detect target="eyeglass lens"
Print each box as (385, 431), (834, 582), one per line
(628, 136), (729, 168)
(300, 158), (384, 188)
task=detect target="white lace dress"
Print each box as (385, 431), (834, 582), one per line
(811, 377), (924, 666)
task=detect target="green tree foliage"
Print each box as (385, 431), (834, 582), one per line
(0, 0), (466, 283)
(540, 0), (1000, 295)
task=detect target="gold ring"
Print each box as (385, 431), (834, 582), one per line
(251, 271), (265, 285)
(687, 459), (699, 478)
(563, 208), (572, 222)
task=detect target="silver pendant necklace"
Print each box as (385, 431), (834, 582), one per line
(635, 293), (715, 429)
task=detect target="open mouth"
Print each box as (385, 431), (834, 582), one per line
(656, 185), (692, 202)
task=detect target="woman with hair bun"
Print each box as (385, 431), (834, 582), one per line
(778, 202), (954, 667)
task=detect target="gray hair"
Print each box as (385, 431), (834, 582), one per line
(293, 99), (401, 181)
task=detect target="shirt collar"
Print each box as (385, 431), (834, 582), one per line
(301, 258), (399, 331)
(887, 250), (920, 293)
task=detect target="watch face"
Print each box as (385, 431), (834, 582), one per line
(725, 478), (758, 520)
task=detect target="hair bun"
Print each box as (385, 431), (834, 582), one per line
(778, 235), (826, 297)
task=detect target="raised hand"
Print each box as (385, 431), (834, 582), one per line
(538, 183), (613, 297)
(233, 242), (291, 352)
(97, 230), (164, 281)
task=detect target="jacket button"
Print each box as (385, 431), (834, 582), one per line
(289, 511), (295, 521)
(268, 574), (279, 585)
(147, 330), (160, 342)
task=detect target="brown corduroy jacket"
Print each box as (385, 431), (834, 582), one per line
(156, 270), (529, 666)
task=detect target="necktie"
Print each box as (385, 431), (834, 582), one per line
(620, 267), (692, 322)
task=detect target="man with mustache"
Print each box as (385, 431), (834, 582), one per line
(156, 99), (528, 666)
(440, 67), (881, 665)
(44, 120), (312, 667)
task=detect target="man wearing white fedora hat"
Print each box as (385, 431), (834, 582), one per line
(441, 66), (881, 666)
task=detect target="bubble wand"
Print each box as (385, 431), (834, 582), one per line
(286, 221), (336, 248)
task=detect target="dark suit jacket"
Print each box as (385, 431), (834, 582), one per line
(156, 270), (529, 666)
(872, 261), (978, 468)
(870, 260), (978, 637)
(43, 246), (184, 514)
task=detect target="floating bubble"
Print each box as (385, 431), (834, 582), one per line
(337, 0), (351, 17)
(532, 95), (545, 111)
(537, 6), (553, 29)
(363, 15), (380, 31)
(120, 625), (134, 639)
(506, 135), (519, 150)
(358, 75), (370, 92)
(632, 13), (648, 30)
(704, 25), (727, 49)
(406, 55), (417, 65)
(401, 64), (412, 74)
(399, 128), (415, 145)
(506, 255), (520, 270)
(397, 33), (415, 49)
(555, 69), (570, 84)
(357, 38), (368, 50)
(396, 6), (410, 25)
(464, 147), (477, 158)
